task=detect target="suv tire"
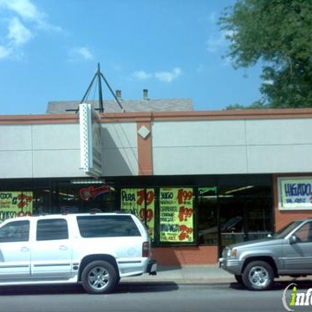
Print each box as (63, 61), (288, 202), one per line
(81, 260), (118, 294)
(242, 260), (274, 291)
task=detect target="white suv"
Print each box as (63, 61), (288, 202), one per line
(0, 213), (157, 294)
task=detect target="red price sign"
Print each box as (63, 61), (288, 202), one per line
(177, 188), (193, 205)
(139, 208), (154, 222)
(178, 206), (193, 222)
(178, 225), (193, 241)
(136, 190), (154, 206)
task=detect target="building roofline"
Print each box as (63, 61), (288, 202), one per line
(1, 108), (312, 125)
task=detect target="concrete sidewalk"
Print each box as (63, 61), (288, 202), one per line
(123, 264), (311, 285)
(124, 264), (235, 284)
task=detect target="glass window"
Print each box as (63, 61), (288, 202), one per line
(77, 215), (140, 237)
(198, 187), (218, 245)
(56, 182), (116, 213)
(36, 219), (68, 241)
(218, 185), (272, 248)
(275, 221), (302, 238)
(159, 187), (194, 243)
(0, 220), (30, 242)
(294, 222), (312, 243)
(120, 188), (155, 240)
(0, 191), (33, 222)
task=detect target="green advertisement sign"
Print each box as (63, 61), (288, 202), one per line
(0, 191), (33, 222)
(159, 187), (194, 243)
(120, 188), (155, 239)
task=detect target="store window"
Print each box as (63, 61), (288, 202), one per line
(33, 189), (52, 215)
(159, 187), (194, 243)
(0, 191), (33, 222)
(56, 181), (116, 213)
(120, 188), (155, 240)
(197, 187), (218, 245)
(218, 184), (272, 249)
(197, 175), (272, 249)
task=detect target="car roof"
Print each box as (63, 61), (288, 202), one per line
(2, 212), (134, 223)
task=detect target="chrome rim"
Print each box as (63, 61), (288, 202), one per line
(248, 266), (270, 288)
(88, 266), (110, 290)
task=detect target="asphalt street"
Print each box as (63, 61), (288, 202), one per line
(0, 279), (311, 312)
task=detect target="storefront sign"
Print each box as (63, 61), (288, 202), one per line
(121, 188), (155, 239)
(79, 185), (114, 201)
(160, 187), (194, 243)
(0, 191), (33, 222)
(278, 177), (312, 210)
(79, 103), (103, 178)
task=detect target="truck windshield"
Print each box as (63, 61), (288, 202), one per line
(274, 221), (302, 239)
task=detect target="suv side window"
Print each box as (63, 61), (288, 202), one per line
(77, 215), (140, 238)
(36, 219), (68, 241)
(0, 220), (30, 242)
(294, 222), (312, 243)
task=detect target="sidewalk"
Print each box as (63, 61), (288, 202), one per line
(124, 264), (311, 285)
(124, 264), (235, 284)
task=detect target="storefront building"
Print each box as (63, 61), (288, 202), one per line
(1, 105), (312, 265)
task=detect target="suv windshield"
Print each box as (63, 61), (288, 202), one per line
(274, 220), (303, 239)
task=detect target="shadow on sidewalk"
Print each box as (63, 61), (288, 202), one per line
(117, 281), (179, 293)
(157, 265), (182, 272)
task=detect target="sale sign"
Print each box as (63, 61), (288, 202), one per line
(278, 177), (312, 210)
(0, 191), (33, 222)
(159, 187), (194, 243)
(120, 188), (155, 239)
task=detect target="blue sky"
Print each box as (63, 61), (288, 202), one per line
(0, 0), (263, 115)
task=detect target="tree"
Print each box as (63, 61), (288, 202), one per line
(219, 0), (312, 108)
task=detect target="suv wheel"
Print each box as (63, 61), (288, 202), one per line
(81, 260), (118, 294)
(242, 260), (274, 291)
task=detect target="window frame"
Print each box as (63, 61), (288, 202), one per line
(36, 218), (69, 241)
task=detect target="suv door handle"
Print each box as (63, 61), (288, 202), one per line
(59, 245), (68, 251)
(21, 247), (30, 252)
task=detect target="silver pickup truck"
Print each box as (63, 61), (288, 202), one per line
(219, 218), (312, 290)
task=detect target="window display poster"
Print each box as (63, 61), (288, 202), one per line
(0, 192), (33, 222)
(120, 188), (155, 239)
(160, 187), (194, 243)
(279, 177), (312, 210)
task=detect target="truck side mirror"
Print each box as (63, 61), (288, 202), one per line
(288, 235), (297, 244)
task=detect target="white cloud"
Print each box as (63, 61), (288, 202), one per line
(0, 0), (44, 22)
(206, 30), (234, 53)
(8, 17), (33, 46)
(206, 34), (225, 53)
(155, 67), (182, 83)
(69, 46), (94, 61)
(132, 67), (182, 83)
(132, 70), (152, 80)
(0, 45), (11, 59)
(0, 0), (61, 60)
(0, 0), (60, 31)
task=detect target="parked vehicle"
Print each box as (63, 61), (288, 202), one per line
(0, 213), (157, 294)
(219, 218), (312, 290)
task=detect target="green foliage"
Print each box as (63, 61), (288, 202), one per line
(226, 101), (269, 110)
(219, 0), (312, 108)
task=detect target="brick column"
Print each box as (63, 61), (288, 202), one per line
(137, 121), (153, 175)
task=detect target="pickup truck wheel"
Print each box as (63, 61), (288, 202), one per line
(81, 260), (118, 294)
(242, 261), (274, 291)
